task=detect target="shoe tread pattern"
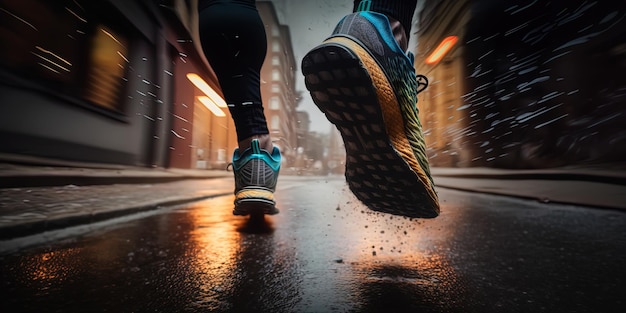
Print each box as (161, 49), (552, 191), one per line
(302, 43), (439, 218)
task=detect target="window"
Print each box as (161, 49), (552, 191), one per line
(272, 56), (280, 65)
(272, 69), (281, 81)
(271, 84), (280, 93)
(271, 25), (280, 37)
(269, 96), (280, 110)
(271, 115), (280, 130)
(1, 0), (84, 86)
(0, 0), (130, 113)
(272, 41), (281, 52)
(83, 26), (129, 111)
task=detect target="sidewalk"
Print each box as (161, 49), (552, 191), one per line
(0, 161), (625, 242)
(0, 162), (233, 241)
(430, 166), (626, 212)
(0, 162), (231, 188)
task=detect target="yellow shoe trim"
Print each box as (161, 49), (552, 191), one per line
(324, 37), (438, 203)
(236, 189), (275, 201)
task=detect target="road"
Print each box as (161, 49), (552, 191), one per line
(1, 176), (625, 313)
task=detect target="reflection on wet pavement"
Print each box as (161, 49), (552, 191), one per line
(1, 176), (625, 312)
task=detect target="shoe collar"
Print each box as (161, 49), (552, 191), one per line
(232, 139), (282, 169)
(354, 11), (415, 63)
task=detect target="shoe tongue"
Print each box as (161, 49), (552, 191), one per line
(251, 139), (261, 154)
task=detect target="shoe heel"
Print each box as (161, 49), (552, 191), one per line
(303, 43), (382, 127)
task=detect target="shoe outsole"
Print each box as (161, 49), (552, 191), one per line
(233, 201), (279, 216)
(233, 200), (279, 216)
(233, 187), (279, 216)
(302, 39), (439, 218)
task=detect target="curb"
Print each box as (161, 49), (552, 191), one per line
(432, 171), (626, 186)
(0, 192), (231, 241)
(0, 174), (230, 188)
(433, 176), (626, 212)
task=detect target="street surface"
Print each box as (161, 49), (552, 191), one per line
(1, 176), (625, 312)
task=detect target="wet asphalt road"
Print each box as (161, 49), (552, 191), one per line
(1, 176), (625, 313)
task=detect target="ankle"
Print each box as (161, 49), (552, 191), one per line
(238, 134), (273, 151)
(387, 16), (408, 51)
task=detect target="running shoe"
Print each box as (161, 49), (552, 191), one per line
(231, 139), (281, 216)
(301, 11), (440, 218)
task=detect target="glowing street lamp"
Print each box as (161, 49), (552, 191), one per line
(186, 73), (227, 108)
(187, 73), (227, 117)
(425, 36), (458, 65)
(198, 96), (226, 117)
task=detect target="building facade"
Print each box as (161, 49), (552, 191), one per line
(414, 0), (626, 168)
(413, 0), (473, 168)
(0, 0), (298, 170)
(257, 1), (299, 166)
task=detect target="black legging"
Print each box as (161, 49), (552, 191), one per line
(198, 0), (268, 142)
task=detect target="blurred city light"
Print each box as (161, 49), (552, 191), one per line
(425, 35), (458, 65)
(198, 96), (226, 117)
(186, 73), (227, 108)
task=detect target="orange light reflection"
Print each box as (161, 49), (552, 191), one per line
(22, 249), (81, 283)
(184, 196), (244, 299)
(425, 36), (458, 65)
(325, 190), (463, 297)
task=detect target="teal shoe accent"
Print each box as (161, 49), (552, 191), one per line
(232, 139), (281, 173)
(355, 0), (371, 12)
(359, 12), (408, 58)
